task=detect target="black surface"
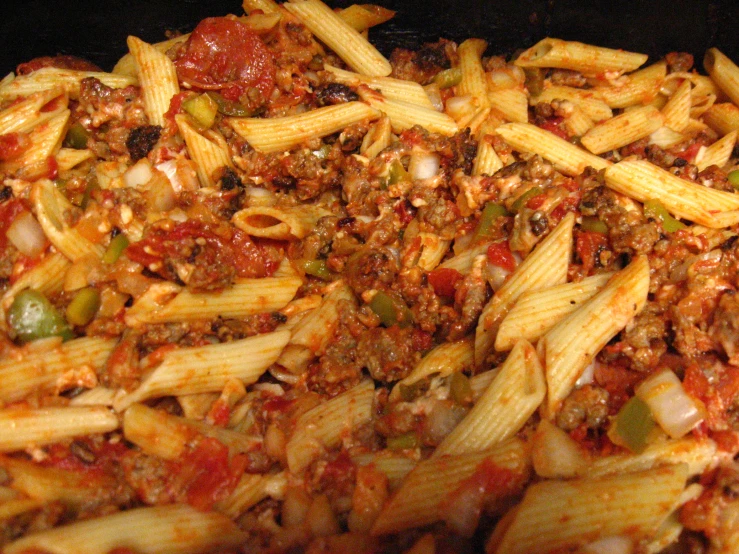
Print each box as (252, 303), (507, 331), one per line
(1, 0), (738, 75)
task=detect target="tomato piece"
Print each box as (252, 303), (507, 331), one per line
(0, 198), (26, 250)
(487, 241), (516, 272)
(537, 116), (569, 140)
(174, 17), (276, 100)
(125, 220), (279, 289)
(16, 55), (102, 75)
(0, 132), (31, 162)
(575, 230), (609, 273)
(175, 437), (247, 510)
(428, 267), (463, 297)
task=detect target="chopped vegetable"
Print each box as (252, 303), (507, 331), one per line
(635, 369), (703, 439)
(386, 159), (410, 187)
(6, 210), (47, 257)
(205, 92), (252, 117)
(102, 233), (129, 264)
(369, 291), (413, 328)
(449, 372), (472, 404)
(8, 289), (73, 343)
(613, 396), (655, 453)
(386, 432), (419, 450)
(474, 202), (509, 239)
(511, 186), (543, 213)
(64, 122), (90, 150)
(643, 199), (686, 232)
(301, 259), (332, 280)
(182, 93), (219, 128)
(580, 216), (608, 234)
(434, 67), (462, 89)
(398, 381), (423, 402)
(66, 287), (101, 327)
(428, 267), (463, 297)
(728, 169), (739, 189)
(487, 241), (517, 272)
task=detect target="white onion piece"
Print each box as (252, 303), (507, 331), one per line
(636, 369), (703, 439)
(580, 535), (634, 554)
(423, 83), (444, 111)
(122, 158), (152, 188)
(441, 475), (486, 537)
(445, 95), (474, 120)
(6, 211), (48, 257)
(409, 151), (440, 181)
(531, 419), (588, 478)
(575, 359), (597, 387)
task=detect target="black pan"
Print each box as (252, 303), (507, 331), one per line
(2, 0), (739, 76)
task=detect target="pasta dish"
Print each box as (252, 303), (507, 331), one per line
(1, 0), (739, 552)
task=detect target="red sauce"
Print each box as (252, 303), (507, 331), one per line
(0, 133), (31, 161)
(428, 267), (463, 297)
(487, 241), (516, 272)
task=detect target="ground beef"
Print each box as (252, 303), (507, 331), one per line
(709, 292), (739, 362)
(548, 69), (587, 88)
(556, 385), (610, 432)
(390, 40), (455, 85)
(698, 165), (733, 192)
(314, 83), (359, 106)
(343, 247), (399, 295)
(356, 325), (422, 382)
(618, 307), (668, 371)
(126, 125), (162, 161)
(666, 52), (694, 73)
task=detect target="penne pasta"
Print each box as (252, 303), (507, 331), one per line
(541, 256), (650, 415)
(514, 38), (648, 74)
(704, 48), (739, 107)
(233, 204), (333, 240)
(229, 101), (380, 153)
(489, 465), (688, 554)
(494, 272), (614, 351)
(324, 64), (434, 109)
(175, 114), (232, 187)
(283, 0), (391, 77)
(496, 122), (611, 175)
(3, 504), (247, 554)
(533, 85), (613, 122)
(127, 35), (180, 127)
(113, 330), (290, 410)
(594, 62), (667, 109)
(359, 89), (458, 135)
(475, 212), (574, 364)
(0, 406), (119, 452)
(604, 159), (739, 228)
(0, 68), (137, 100)
(695, 129), (737, 171)
(581, 105), (664, 154)
(703, 102), (739, 136)
(434, 340), (545, 457)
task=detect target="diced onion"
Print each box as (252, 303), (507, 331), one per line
(122, 158), (152, 188)
(423, 83), (444, 112)
(6, 210), (48, 257)
(409, 151), (440, 181)
(531, 419), (588, 478)
(635, 369), (703, 439)
(576, 359), (597, 387)
(445, 95), (475, 120)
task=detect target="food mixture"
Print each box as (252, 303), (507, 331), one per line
(1, 1), (739, 552)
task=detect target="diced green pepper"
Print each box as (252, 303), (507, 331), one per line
(386, 159), (410, 188)
(302, 259), (332, 281)
(182, 93), (219, 129)
(65, 288), (101, 327)
(474, 202), (509, 239)
(580, 216), (609, 234)
(102, 234), (129, 264)
(205, 92), (253, 117)
(386, 432), (419, 450)
(434, 67), (462, 89)
(728, 169), (739, 190)
(79, 178), (100, 210)
(8, 289), (73, 344)
(64, 123), (90, 150)
(398, 381), (424, 402)
(614, 396), (655, 453)
(369, 291), (413, 328)
(643, 199), (686, 233)
(449, 372), (472, 404)
(511, 186), (543, 213)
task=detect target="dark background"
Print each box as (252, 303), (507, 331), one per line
(1, 0), (739, 75)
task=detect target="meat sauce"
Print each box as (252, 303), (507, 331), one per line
(1, 5), (739, 554)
